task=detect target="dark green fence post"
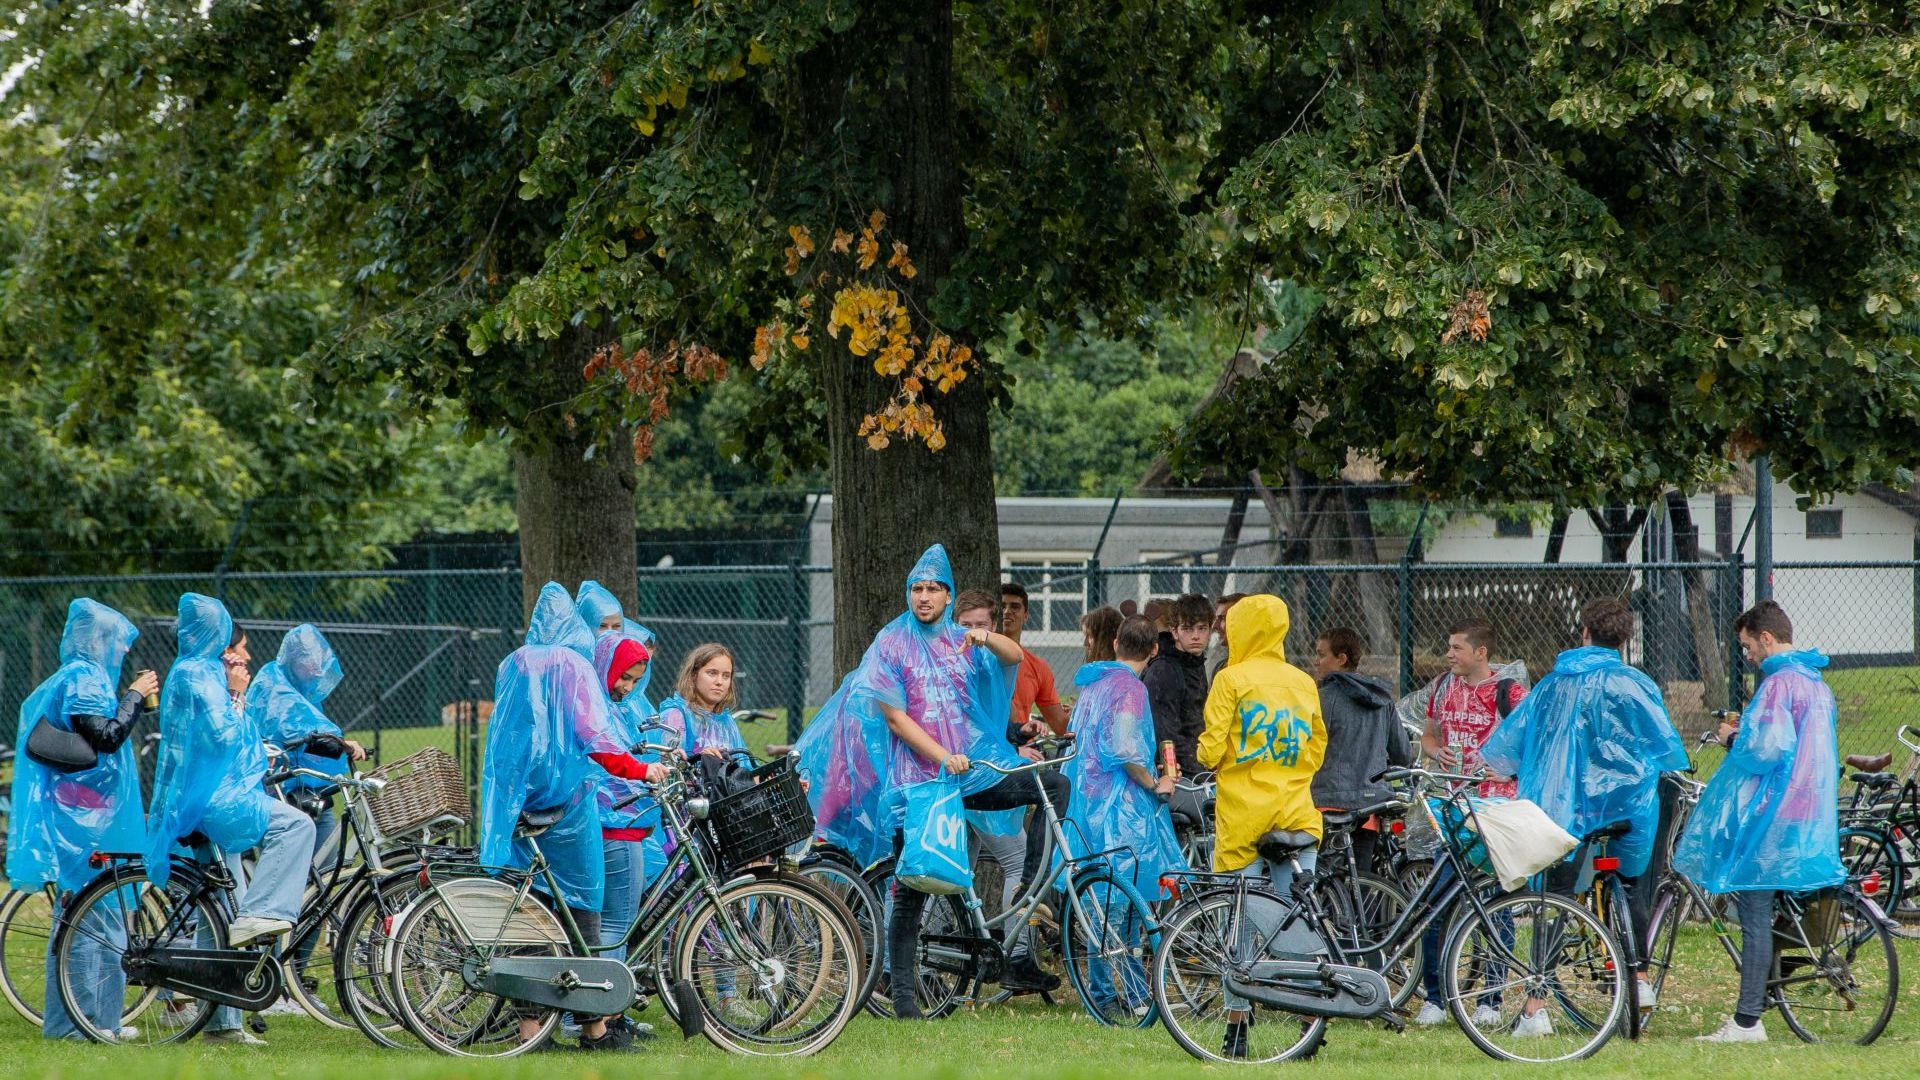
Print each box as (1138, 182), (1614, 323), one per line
(1726, 553), (1745, 709)
(1397, 561), (1415, 695)
(787, 561), (806, 743)
(1087, 557), (1102, 609)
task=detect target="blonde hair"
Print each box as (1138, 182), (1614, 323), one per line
(676, 642), (739, 712)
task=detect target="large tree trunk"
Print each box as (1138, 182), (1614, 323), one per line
(1587, 505), (1649, 564)
(805, 0), (1000, 677)
(511, 333), (638, 619)
(1666, 491), (1730, 710)
(1344, 484), (1398, 656)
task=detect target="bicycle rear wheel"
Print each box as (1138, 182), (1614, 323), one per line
(385, 883), (563, 1057)
(1839, 827), (1903, 912)
(1444, 890), (1625, 1063)
(1149, 888), (1326, 1063)
(799, 855), (882, 1007)
(861, 861), (979, 1019)
(1060, 871), (1157, 1027)
(675, 876), (861, 1056)
(0, 887), (56, 1024)
(1774, 890), (1898, 1045)
(52, 862), (221, 1045)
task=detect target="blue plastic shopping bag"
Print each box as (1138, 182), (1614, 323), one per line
(897, 771), (973, 895)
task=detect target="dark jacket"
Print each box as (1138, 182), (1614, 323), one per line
(1143, 630), (1207, 776)
(1311, 671), (1412, 810)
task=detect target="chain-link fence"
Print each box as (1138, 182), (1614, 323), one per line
(5, 558), (1918, 823)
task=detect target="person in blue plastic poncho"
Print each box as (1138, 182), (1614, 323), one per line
(590, 631), (656, 985)
(484, 582), (666, 1052)
(245, 625), (366, 863)
(1672, 600), (1845, 1045)
(657, 643), (747, 757)
(1061, 614), (1182, 1014)
(1479, 597), (1687, 1030)
(146, 595), (318, 1044)
(795, 543), (1064, 1018)
(8, 599), (155, 1040)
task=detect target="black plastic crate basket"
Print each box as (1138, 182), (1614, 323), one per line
(699, 756), (814, 872)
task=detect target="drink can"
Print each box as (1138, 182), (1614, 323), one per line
(1159, 740), (1179, 779)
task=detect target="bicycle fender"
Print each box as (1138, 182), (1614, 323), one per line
(1223, 962), (1392, 1021)
(465, 956), (638, 1015)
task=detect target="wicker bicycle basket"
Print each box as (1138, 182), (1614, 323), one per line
(698, 756), (814, 873)
(360, 746), (471, 842)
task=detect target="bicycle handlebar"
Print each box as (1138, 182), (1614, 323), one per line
(1372, 765), (1485, 787)
(265, 766), (385, 792)
(1900, 724), (1920, 756)
(976, 745), (1078, 776)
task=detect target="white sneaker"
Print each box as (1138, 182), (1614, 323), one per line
(203, 1028), (268, 1046)
(1412, 1000), (1447, 1026)
(1513, 1008), (1554, 1037)
(228, 916), (293, 947)
(156, 1003), (196, 1029)
(1470, 1003), (1502, 1027)
(112, 1026), (140, 1041)
(1695, 1016), (1767, 1043)
(261, 998), (306, 1018)
(1637, 979), (1657, 1012)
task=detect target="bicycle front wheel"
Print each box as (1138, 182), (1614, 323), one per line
(331, 869), (425, 1048)
(1444, 889), (1625, 1063)
(799, 856), (883, 1008)
(674, 876), (861, 1056)
(1149, 888), (1326, 1064)
(1774, 890), (1898, 1045)
(385, 883), (563, 1057)
(1061, 871), (1158, 1027)
(0, 887), (56, 1024)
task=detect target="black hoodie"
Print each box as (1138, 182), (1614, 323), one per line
(1143, 630), (1207, 776)
(1311, 670), (1412, 809)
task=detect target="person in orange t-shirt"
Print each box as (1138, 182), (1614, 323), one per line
(1001, 583), (1068, 736)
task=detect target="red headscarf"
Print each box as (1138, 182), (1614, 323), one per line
(605, 637), (651, 694)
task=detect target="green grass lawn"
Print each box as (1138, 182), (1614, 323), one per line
(3, 924), (1919, 1080)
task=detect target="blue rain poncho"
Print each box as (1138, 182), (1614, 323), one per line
(244, 624), (347, 793)
(1480, 646), (1688, 879)
(6, 599), (146, 892)
(1060, 662), (1184, 898)
(576, 581), (625, 635)
(796, 544), (1019, 866)
(147, 594), (267, 884)
(592, 631), (660, 834)
(1673, 650), (1846, 894)
(482, 583), (624, 908)
(657, 694), (747, 755)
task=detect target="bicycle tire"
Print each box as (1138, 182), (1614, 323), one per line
(1444, 889), (1625, 1063)
(330, 868), (425, 1049)
(1059, 870), (1158, 1027)
(1774, 889), (1899, 1045)
(52, 860), (223, 1045)
(0, 887), (55, 1024)
(1597, 876), (1642, 1039)
(860, 860), (980, 1019)
(798, 855), (883, 1007)
(1838, 826), (1904, 914)
(385, 882), (563, 1057)
(1148, 887), (1326, 1064)
(675, 876), (861, 1056)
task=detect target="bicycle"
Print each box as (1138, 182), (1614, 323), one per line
(383, 745), (863, 1058)
(1832, 723), (1920, 919)
(44, 753), (397, 1045)
(1641, 773), (1900, 1044)
(1151, 764), (1629, 1065)
(874, 734), (1166, 1027)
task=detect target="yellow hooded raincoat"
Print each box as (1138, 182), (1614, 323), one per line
(1199, 594), (1327, 871)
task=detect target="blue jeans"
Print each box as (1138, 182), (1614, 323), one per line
(1419, 861), (1514, 1008)
(1223, 849), (1317, 1014)
(209, 799), (317, 1033)
(600, 839), (644, 963)
(1083, 879), (1150, 1010)
(43, 893), (127, 1040)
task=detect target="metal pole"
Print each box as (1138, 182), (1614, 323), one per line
(1728, 553), (1746, 709)
(1754, 454), (1774, 603)
(787, 561), (806, 743)
(1397, 503), (1430, 695)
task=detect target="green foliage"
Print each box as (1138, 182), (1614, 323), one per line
(1176, 0), (1920, 503)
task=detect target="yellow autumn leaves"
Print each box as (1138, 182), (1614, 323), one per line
(754, 209), (977, 453)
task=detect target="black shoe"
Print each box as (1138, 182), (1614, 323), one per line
(999, 956), (1062, 994)
(578, 1024), (641, 1053)
(607, 1015), (656, 1043)
(1222, 1020), (1249, 1060)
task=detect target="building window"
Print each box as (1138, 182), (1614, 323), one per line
(1805, 509), (1843, 540)
(1493, 514), (1534, 539)
(1001, 552), (1091, 644)
(1136, 552), (1230, 607)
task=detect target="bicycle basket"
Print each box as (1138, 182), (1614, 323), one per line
(359, 747), (471, 843)
(698, 755), (814, 873)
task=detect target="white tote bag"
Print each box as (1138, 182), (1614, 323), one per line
(1469, 798), (1579, 892)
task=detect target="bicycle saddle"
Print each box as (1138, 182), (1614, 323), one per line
(515, 804), (567, 838)
(1582, 821), (1633, 843)
(1255, 829), (1320, 862)
(1318, 810), (1361, 831)
(1846, 753), (1895, 773)
(1850, 771), (1896, 787)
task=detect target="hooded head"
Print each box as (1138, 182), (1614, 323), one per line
(1224, 594), (1291, 668)
(905, 544), (956, 628)
(279, 624), (345, 703)
(528, 581), (597, 658)
(59, 598), (139, 687)
(575, 580), (624, 635)
(176, 592), (235, 661)
(594, 632), (652, 696)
